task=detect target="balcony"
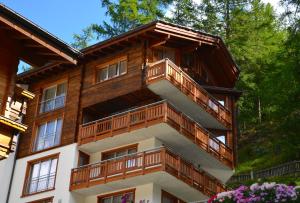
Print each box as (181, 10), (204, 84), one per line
(146, 59), (232, 129)
(78, 101), (233, 182)
(70, 147), (225, 201)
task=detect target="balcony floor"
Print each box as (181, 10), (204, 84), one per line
(72, 170), (207, 202)
(148, 80), (227, 130)
(79, 123), (233, 183)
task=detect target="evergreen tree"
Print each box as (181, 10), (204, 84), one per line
(165, 0), (198, 27)
(195, 0), (249, 39)
(72, 0), (172, 48)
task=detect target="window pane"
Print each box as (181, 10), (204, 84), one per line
(98, 68), (108, 82)
(37, 160), (51, 191)
(113, 195), (122, 203)
(116, 150), (126, 157)
(54, 119), (62, 145)
(217, 135), (226, 144)
(43, 87), (56, 101)
(56, 83), (66, 96)
(35, 119), (62, 152)
(119, 60), (127, 75)
(102, 197), (112, 203)
(128, 148), (137, 154)
(108, 64), (118, 78)
(36, 124), (46, 151)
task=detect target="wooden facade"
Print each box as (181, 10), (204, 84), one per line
(9, 15), (240, 200)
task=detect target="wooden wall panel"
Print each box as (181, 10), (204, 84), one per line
(17, 68), (82, 158)
(81, 44), (144, 109)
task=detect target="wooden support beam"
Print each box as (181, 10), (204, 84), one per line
(149, 34), (170, 48)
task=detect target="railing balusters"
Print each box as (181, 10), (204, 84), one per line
(147, 59), (232, 127)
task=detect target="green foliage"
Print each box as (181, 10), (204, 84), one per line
(72, 0), (300, 179)
(165, 0), (198, 27)
(72, 0), (172, 48)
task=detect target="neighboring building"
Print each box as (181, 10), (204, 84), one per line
(0, 4), (241, 203)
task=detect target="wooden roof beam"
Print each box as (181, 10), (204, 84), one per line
(149, 34), (170, 48)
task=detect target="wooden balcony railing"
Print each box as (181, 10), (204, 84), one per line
(146, 59), (232, 128)
(70, 147), (226, 197)
(79, 101), (233, 168)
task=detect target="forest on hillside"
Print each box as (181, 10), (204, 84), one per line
(72, 0), (300, 175)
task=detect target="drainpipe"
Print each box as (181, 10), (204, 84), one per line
(6, 132), (20, 203)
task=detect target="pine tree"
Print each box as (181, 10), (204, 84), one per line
(165, 0), (198, 27)
(72, 0), (172, 48)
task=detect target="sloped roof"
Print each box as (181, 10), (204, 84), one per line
(0, 3), (82, 66)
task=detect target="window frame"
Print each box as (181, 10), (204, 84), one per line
(33, 118), (63, 152)
(39, 82), (67, 114)
(95, 56), (128, 84)
(22, 153), (59, 197)
(101, 144), (138, 161)
(26, 196), (54, 203)
(161, 190), (186, 203)
(97, 189), (135, 203)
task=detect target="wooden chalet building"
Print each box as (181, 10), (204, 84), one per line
(0, 3), (241, 203)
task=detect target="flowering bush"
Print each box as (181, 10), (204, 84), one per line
(209, 182), (299, 203)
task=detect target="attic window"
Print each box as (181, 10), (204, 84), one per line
(96, 58), (127, 83)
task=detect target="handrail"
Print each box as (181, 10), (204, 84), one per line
(146, 58), (232, 127)
(78, 101), (233, 168)
(166, 59), (231, 114)
(82, 100), (166, 127)
(70, 147), (226, 196)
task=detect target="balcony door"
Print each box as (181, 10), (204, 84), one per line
(153, 47), (176, 64)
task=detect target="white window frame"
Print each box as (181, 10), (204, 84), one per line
(40, 83), (67, 113)
(34, 118), (62, 152)
(97, 59), (127, 83)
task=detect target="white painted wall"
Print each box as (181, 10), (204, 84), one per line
(0, 151), (16, 203)
(77, 183), (162, 203)
(89, 137), (163, 164)
(7, 143), (79, 203)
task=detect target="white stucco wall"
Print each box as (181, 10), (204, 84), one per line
(0, 151), (16, 203)
(7, 143), (79, 203)
(78, 183), (162, 203)
(89, 137), (163, 164)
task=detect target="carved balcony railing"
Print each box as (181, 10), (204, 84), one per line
(70, 147), (226, 197)
(146, 59), (232, 128)
(79, 101), (233, 168)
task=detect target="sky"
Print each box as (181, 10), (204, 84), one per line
(0, 0), (282, 46)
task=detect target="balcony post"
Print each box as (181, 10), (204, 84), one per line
(165, 59), (168, 78)
(86, 165), (91, 187)
(127, 112), (130, 132)
(104, 161), (108, 183)
(161, 148), (166, 171)
(142, 151), (146, 175)
(177, 156), (181, 178)
(122, 156), (126, 179)
(110, 116), (114, 137)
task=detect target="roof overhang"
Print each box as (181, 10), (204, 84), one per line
(82, 21), (240, 85)
(0, 3), (81, 67)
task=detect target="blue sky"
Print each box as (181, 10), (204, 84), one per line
(0, 0), (107, 45)
(1, 0), (281, 46)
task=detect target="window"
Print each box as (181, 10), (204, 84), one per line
(96, 59), (127, 83)
(216, 135), (226, 144)
(24, 155), (58, 196)
(102, 145), (137, 161)
(98, 190), (135, 203)
(34, 118), (62, 152)
(40, 83), (66, 113)
(153, 47), (176, 63)
(27, 197), (53, 203)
